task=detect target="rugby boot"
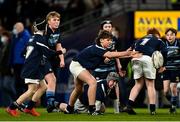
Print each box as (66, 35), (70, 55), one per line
(24, 108), (40, 116)
(6, 107), (19, 117)
(123, 106), (136, 115)
(169, 107), (177, 114)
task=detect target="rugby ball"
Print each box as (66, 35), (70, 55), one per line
(177, 82), (180, 90)
(152, 51), (164, 69)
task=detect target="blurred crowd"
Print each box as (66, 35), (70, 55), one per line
(0, 22), (30, 106)
(0, 0), (114, 31)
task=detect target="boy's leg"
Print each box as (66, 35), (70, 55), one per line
(7, 83), (38, 116)
(45, 73), (57, 113)
(24, 80), (47, 116)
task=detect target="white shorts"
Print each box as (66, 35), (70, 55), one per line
(132, 55), (156, 80)
(69, 61), (86, 78)
(25, 78), (43, 84)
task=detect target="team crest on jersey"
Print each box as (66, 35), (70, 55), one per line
(48, 34), (60, 46)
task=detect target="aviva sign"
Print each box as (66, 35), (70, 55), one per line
(134, 11), (180, 38)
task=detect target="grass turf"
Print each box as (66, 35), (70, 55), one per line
(0, 107), (180, 121)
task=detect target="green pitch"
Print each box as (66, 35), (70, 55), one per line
(0, 108), (180, 121)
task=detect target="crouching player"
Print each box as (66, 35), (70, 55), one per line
(6, 18), (65, 117)
(58, 72), (120, 114)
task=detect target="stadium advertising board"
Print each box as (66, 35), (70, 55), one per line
(134, 11), (180, 38)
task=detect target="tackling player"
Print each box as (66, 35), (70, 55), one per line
(124, 28), (167, 115)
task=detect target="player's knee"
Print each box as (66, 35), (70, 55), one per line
(27, 85), (38, 94)
(27, 89), (37, 96)
(46, 73), (56, 84)
(53, 76), (56, 83)
(163, 87), (169, 95)
(75, 87), (83, 94)
(41, 84), (47, 92)
(89, 79), (97, 87)
(135, 83), (143, 90)
(49, 76), (56, 84)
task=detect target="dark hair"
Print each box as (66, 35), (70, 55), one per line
(33, 18), (46, 31)
(147, 28), (160, 37)
(165, 27), (177, 35)
(100, 20), (112, 29)
(95, 30), (113, 46)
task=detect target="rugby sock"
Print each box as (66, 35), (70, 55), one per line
(46, 91), (55, 105)
(26, 100), (36, 109)
(66, 105), (74, 113)
(150, 104), (155, 112)
(95, 100), (101, 111)
(171, 96), (177, 107)
(18, 103), (27, 112)
(9, 101), (19, 110)
(113, 99), (120, 113)
(20, 103), (28, 109)
(127, 99), (134, 108)
(88, 105), (96, 113)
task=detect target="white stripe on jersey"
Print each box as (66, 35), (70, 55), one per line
(95, 44), (106, 50)
(36, 42), (49, 49)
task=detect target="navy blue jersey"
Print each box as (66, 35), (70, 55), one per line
(93, 36), (119, 78)
(165, 40), (180, 61)
(79, 80), (108, 105)
(164, 39), (180, 69)
(21, 34), (58, 80)
(45, 26), (62, 69)
(73, 45), (107, 70)
(45, 26), (62, 50)
(99, 36), (117, 67)
(133, 34), (167, 57)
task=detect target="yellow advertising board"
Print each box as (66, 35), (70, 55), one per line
(134, 11), (180, 38)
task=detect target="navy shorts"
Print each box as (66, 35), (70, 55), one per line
(163, 70), (180, 83)
(40, 61), (53, 76)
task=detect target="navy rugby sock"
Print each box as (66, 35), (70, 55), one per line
(9, 101), (19, 110)
(127, 99), (134, 108)
(150, 104), (155, 112)
(88, 105), (96, 113)
(26, 100), (36, 109)
(46, 91), (55, 105)
(67, 105), (74, 113)
(171, 96), (177, 107)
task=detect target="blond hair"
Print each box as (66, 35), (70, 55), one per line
(46, 11), (61, 22)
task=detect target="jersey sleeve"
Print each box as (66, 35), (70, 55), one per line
(36, 36), (61, 58)
(94, 46), (107, 57)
